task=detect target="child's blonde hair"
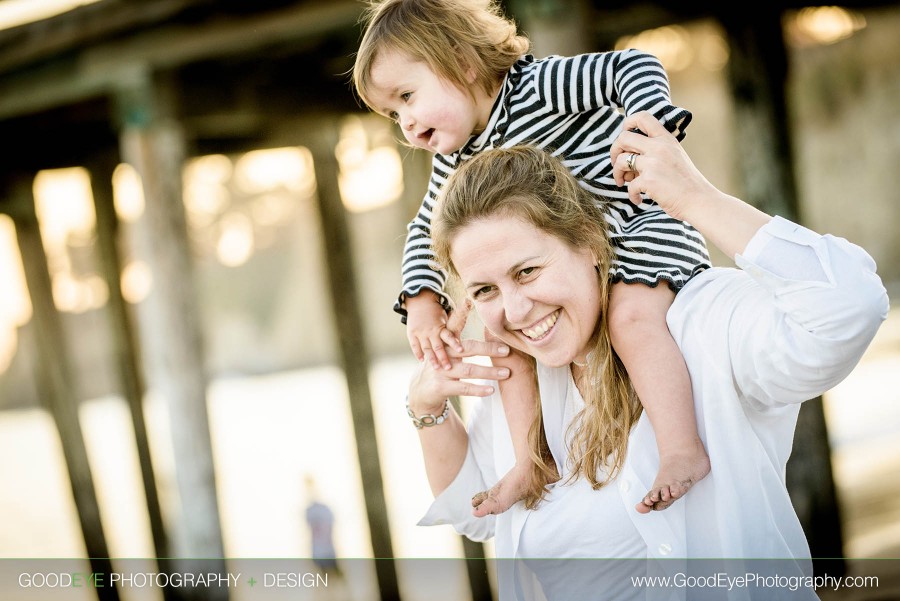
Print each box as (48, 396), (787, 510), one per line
(353, 0), (529, 110)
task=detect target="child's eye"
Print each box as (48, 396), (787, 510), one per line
(400, 92), (412, 102)
(388, 111), (399, 122)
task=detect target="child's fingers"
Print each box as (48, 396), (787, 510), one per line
(430, 336), (452, 371)
(439, 327), (464, 354)
(408, 335), (425, 362)
(422, 350), (440, 371)
(419, 344), (438, 370)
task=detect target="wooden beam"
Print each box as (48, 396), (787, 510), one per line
(0, 0), (361, 121)
(0, 0), (203, 72)
(81, 1), (360, 72)
(86, 151), (177, 600)
(509, 0), (594, 56)
(308, 117), (400, 601)
(115, 73), (229, 598)
(720, 8), (798, 220)
(8, 175), (120, 601)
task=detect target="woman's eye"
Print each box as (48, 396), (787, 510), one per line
(472, 286), (493, 299)
(518, 266), (537, 279)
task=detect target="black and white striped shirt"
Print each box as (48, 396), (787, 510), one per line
(395, 50), (712, 320)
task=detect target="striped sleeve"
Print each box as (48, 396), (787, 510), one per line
(393, 153), (456, 322)
(533, 50), (691, 140)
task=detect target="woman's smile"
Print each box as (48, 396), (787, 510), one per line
(518, 309), (560, 342)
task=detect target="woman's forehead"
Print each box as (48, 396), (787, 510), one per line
(451, 216), (560, 279)
(453, 214), (537, 248)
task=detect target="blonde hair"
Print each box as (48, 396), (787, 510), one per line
(353, 0), (529, 111)
(433, 146), (640, 507)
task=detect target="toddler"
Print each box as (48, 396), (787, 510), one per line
(353, 0), (711, 516)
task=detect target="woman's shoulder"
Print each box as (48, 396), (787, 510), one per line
(667, 267), (754, 350)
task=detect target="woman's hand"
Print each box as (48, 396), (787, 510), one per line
(408, 338), (512, 416)
(610, 112), (771, 258)
(409, 335), (511, 498)
(610, 112), (717, 222)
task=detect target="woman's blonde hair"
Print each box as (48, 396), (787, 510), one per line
(433, 146), (641, 507)
(353, 0), (529, 111)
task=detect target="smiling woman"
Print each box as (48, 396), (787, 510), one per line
(405, 119), (888, 600)
(433, 148), (609, 371)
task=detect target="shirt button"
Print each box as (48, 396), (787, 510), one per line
(658, 543), (672, 556)
(619, 480), (631, 493)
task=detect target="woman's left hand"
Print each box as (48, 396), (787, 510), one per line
(610, 112), (717, 222)
(408, 338), (512, 416)
(612, 111), (772, 259)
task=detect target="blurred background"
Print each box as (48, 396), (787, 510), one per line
(0, 0), (897, 600)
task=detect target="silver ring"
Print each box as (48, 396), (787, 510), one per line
(626, 152), (638, 172)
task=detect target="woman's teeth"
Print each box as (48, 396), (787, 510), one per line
(523, 311), (559, 340)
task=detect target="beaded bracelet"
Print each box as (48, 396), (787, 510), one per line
(406, 398), (450, 429)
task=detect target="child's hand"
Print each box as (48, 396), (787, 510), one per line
(405, 291), (466, 370)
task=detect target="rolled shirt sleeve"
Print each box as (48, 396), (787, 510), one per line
(730, 216), (889, 408)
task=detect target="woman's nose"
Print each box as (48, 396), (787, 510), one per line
(503, 289), (532, 325)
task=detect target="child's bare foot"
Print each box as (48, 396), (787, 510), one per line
(471, 462), (531, 517)
(635, 442), (710, 514)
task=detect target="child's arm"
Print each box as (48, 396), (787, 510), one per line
(532, 49), (691, 139)
(395, 153), (461, 368)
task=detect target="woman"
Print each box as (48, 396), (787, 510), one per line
(404, 113), (888, 600)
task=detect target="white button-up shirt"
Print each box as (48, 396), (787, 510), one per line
(419, 217), (889, 600)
